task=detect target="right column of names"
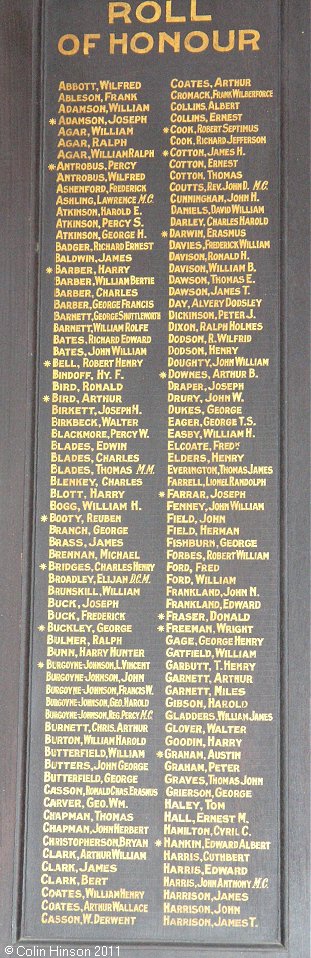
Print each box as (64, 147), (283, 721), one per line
(163, 74), (278, 934)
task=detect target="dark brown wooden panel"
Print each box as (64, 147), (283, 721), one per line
(0, 1), (309, 956)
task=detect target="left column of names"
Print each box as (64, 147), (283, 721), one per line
(27, 76), (164, 934)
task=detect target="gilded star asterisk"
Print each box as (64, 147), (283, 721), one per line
(46, 267), (53, 274)
(157, 625), (164, 632)
(159, 371), (167, 379)
(37, 661), (44, 669)
(43, 395), (50, 402)
(155, 839), (162, 847)
(39, 563), (47, 571)
(38, 625), (45, 632)
(163, 150), (169, 157)
(43, 360), (51, 367)
(158, 613), (165, 620)
(163, 127), (169, 133)
(158, 491), (165, 498)
(49, 118), (57, 126)
(40, 515), (48, 523)
(161, 230), (168, 238)
(48, 163), (56, 171)
(156, 751), (164, 758)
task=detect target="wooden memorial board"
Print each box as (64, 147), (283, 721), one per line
(0, 1), (309, 956)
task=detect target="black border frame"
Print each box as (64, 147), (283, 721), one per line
(0, 1), (309, 956)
